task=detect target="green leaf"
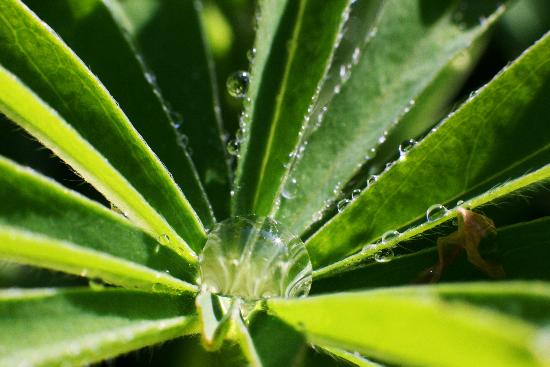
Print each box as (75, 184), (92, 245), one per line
(230, 309), (263, 367)
(275, 0), (508, 237)
(315, 161), (550, 277)
(116, 0), (231, 219)
(319, 346), (384, 367)
(269, 282), (550, 367)
(0, 288), (199, 366)
(313, 217), (550, 293)
(232, 0), (352, 216)
(0, 156), (197, 292)
(196, 291), (234, 350)
(22, 0), (216, 227)
(308, 30), (550, 268)
(247, 312), (308, 367)
(0, 0), (205, 260)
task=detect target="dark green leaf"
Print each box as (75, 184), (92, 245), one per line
(117, 0), (231, 219)
(22, 0), (216, 227)
(0, 0), (205, 259)
(313, 217), (550, 293)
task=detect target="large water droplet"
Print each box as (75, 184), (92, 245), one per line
(374, 248), (394, 263)
(226, 71), (250, 98)
(199, 216), (312, 301)
(381, 230), (400, 243)
(426, 204), (448, 222)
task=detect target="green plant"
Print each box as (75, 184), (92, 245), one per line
(0, 0), (549, 365)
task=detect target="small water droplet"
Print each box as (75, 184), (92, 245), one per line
(337, 198), (351, 212)
(374, 248), (394, 263)
(312, 211), (323, 222)
(456, 200), (465, 206)
(226, 139), (239, 156)
(367, 175), (378, 187)
(381, 230), (400, 243)
(426, 204), (448, 222)
(226, 71), (250, 98)
(361, 244), (377, 254)
(158, 233), (170, 245)
(352, 47), (361, 64)
(247, 48), (256, 61)
(351, 189), (361, 200)
(399, 139), (417, 156)
(282, 178), (298, 200)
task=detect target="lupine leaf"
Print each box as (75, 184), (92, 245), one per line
(308, 30), (550, 269)
(22, 0), (216, 226)
(0, 288), (199, 366)
(313, 217), (550, 293)
(232, 0), (352, 217)
(269, 282), (550, 367)
(0, 0), (205, 260)
(116, 0), (232, 219)
(276, 0), (508, 237)
(0, 156), (197, 292)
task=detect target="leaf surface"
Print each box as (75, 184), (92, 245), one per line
(232, 0), (352, 216)
(0, 0), (204, 260)
(275, 0), (508, 236)
(269, 282), (550, 367)
(308, 30), (550, 268)
(0, 288), (198, 366)
(0, 156), (197, 292)
(117, 0), (231, 219)
(313, 216), (550, 293)
(22, 0), (216, 226)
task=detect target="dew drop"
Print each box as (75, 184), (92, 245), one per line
(399, 139), (417, 156)
(352, 47), (361, 65)
(374, 248), (394, 263)
(158, 233), (170, 245)
(226, 71), (250, 98)
(337, 198), (351, 213)
(312, 211), (323, 222)
(199, 216), (312, 301)
(381, 230), (400, 243)
(282, 178), (298, 200)
(247, 48), (257, 62)
(226, 139), (239, 156)
(456, 200), (465, 206)
(361, 244), (377, 254)
(351, 189), (362, 200)
(367, 175), (378, 187)
(426, 204), (448, 222)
